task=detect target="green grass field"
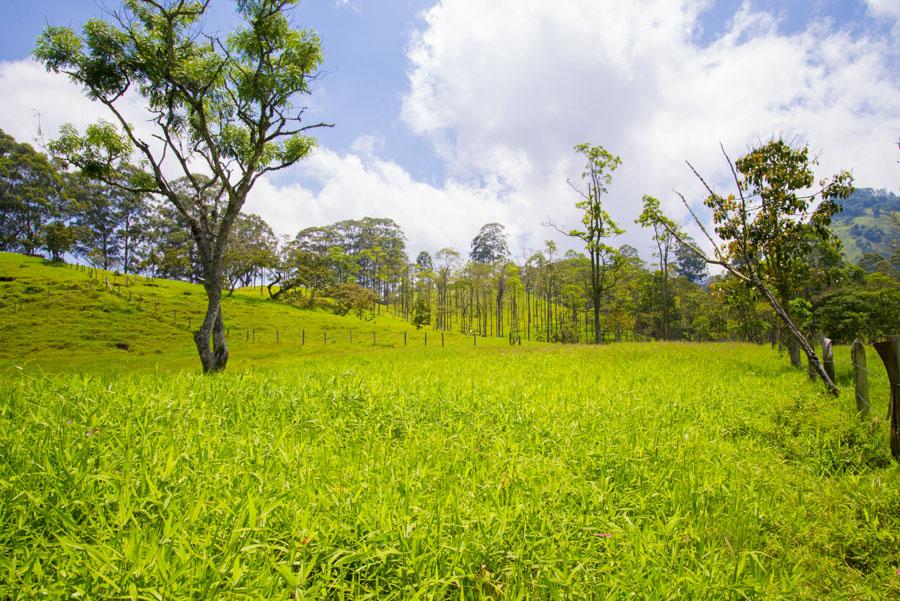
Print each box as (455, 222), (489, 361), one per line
(0, 253), (510, 374)
(1, 253), (898, 599)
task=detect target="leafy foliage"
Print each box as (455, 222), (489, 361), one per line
(0, 129), (66, 255)
(469, 222), (510, 264)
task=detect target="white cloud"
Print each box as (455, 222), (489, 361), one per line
(0, 58), (203, 175)
(0, 60), (557, 257)
(0, 59), (127, 147)
(244, 143), (536, 257)
(402, 0), (900, 256)
(867, 0), (900, 22)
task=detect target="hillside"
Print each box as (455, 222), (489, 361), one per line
(833, 187), (899, 265)
(0, 252), (513, 373)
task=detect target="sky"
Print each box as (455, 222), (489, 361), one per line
(0, 0), (897, 263)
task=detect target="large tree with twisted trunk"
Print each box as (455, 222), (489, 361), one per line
(34, 0), (331, 372)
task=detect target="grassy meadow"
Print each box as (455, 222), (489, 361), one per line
(1, 253), (899, 599)
(0, 253), (509, 374)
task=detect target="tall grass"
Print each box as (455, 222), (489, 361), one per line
(2, 344), (897, 598)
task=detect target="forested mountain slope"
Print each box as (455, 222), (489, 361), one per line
(833, 187), (898, 265)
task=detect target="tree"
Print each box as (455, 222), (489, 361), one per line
(638, 196), (676, 339)
(812, 272), (900, 343)
(330, 282), (377, 320)
(41, 220), (78, 261)
(35, 0), (331, 372)
(469, 223), (510, 264)
(223, 213), (277, 294)
(137, 198), (197, 280)
(0, 129), (65, 255)
(434, 247), (460, 330)
(268, 229), (337, 305)
(674, 237), (708, 283)
(67, 172), (145, 271)
(734, 141), (849, 367)
(412, 295), (430, 329)
(640, 140), (852, 393)
(415, 251), (434, 271)
(561, 143), (623, 343)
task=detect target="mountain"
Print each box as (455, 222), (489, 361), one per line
(831, 187), (899, 266)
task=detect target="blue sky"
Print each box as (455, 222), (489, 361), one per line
(0, 0), (897, 257)
(0, 0), (445, 183)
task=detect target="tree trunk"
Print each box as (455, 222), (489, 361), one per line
(787, 336), (801, 368)
(194, 281), (229, 373)
(873, 336), (899, 460)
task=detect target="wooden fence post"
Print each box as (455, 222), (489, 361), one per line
(806, 333), (817, 382)
(424, 332), (427, 346)
(324, 331), (327, 344)
(873, 336), (899, 460)
(473, 334), (477, 347)
(349, 329), (352, 343)
(372, 331), (376, 346)
(276, 329), (279, 344)
(403, 331), (406, 346)
(301, 329), (305, 345)
(820, 335), (835, 384)
(851, 339), (869, 417)
(442, 331), (445, 348)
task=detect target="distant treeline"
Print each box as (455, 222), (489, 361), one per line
(1, 128), (897, 344)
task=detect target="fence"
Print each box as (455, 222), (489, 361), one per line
(8, 262), (515, 351)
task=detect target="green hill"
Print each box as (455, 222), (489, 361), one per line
(0, 252), (512, 372)
(832, 187), (899, 265)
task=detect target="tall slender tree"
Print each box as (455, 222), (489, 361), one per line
(638, 195), (676, 339)
(560, 143), (622, 343)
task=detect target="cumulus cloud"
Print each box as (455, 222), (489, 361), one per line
(243, 143), (533, 257)
(0, 59), (135, 146)
(403, 0), (900, 255)
(0, 59), (203, 174)
(0, 59), (539, 257)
